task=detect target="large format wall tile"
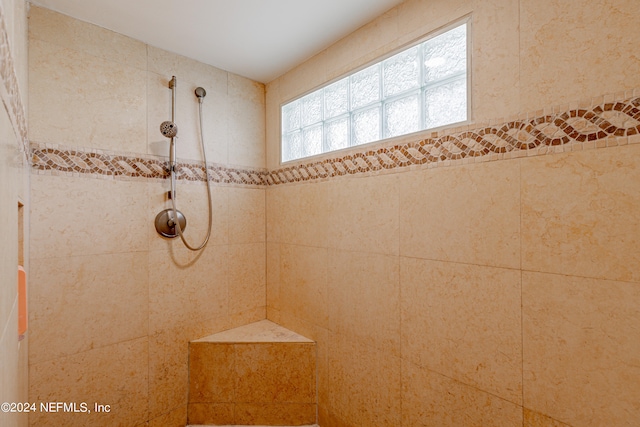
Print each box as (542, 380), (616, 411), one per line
(149, 316), (232, 421)
(30, 175), (148, 259)
(266, 181), (329, 247)
(29, 251), (148, 364)
(278, 244), (328, 329)
(189, 343), (236, 404)
(228, 74), (266, 169)
(28, 6), (146, 70)
(148, 406), (187, 427)
(401, 257), (522, 404)
(228, 187), (266, 244)
(326, 174), (399, 255)
(228, 242), (267, 315)
(469, 0), (520, 121)
(523, 408), (572, 427)
(29, 338), (149, 427)
(523, 271), (640, 427)
(402, 360), (523, 427)
(0, 107), (19, 341)
(400, 159), (520, 269)
(148, 327), (190, 419)
(522, 144), (640, 282)
(328, 250), (400, 355)
(234, 343), (316, 403)
(266, 242), (281, 311)
(327, 333), (401, 427)
(28, 38), (147, 151)
(520, 0), (640, 112)
(149, 245), (228, 335)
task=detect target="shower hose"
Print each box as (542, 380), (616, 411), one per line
(170, 100), (213, 251)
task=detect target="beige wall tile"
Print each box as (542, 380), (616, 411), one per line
(265, 79), (282, 170)
(228, 305), (266, 327)
(266, 242), (281, 310)
(187, 403), (234, 425)
(228, 73), (266, 169)
(523, 271), (640, 427)
(470, 0), (520, 121)
(148, 405), (187, 427)
(149, 245), (228, 334)
(328, 333), (401, 427)
(5, 0), (29, 99)
(234, 343), (316, 403)
(521, 145), (640, 282)
(29, 252), (148, 365)
(396, 0), (469, 44)
(149, 323), (205, 419)
(328, 250), (400, 355)
(327, 174), (399, 255)
(279, 244), (328, 329)
(149, 340), (187, 419)
(401, 257), (522, 403)
(520, 0), (640, 112)
(400, 159), (520, 269)
(234, 403), (316, 425)
(402, 359), (523, 427)
(266, 182), (329, 247)
(188, 343), (235, 403)
(319, 408), (352, 427)
(0, 113), (19, 340)
(228, 243), (266, 315)
(30, 175), (148, 260)
(228, 187), (265, 244)
(28, 6), (147, 70)
(524, 408), (572, 427)
(29, 338), (148, 427)
(28, 38), (147, 151)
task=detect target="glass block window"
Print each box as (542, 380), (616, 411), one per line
(281, 20), (469, 163)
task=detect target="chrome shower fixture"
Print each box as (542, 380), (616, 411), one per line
(155, 208), (186, 238)
(160, 120), (178, 138)
(195, 87), (206, 101)
(154, 75), (213, 251)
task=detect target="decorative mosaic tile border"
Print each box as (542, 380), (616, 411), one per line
(0, 4), (28, 159)
(30, 142), (269, 187)
(31, 94), (640, 186)
(266, 94), (640, 184)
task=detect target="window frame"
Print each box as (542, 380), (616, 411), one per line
(279, 16), (472, 165)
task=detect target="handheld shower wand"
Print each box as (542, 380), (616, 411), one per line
(154, 76), (213, 251)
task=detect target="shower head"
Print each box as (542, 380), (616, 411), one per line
(195, 87), (206, 102)
(160, 121), (178, 138)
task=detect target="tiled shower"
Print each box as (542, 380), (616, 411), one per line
(1, 0), (640, 426)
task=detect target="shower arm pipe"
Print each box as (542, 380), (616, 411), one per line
(169, 76), (177, 172)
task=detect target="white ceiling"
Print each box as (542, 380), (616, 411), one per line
(30, 0), (406, 83)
